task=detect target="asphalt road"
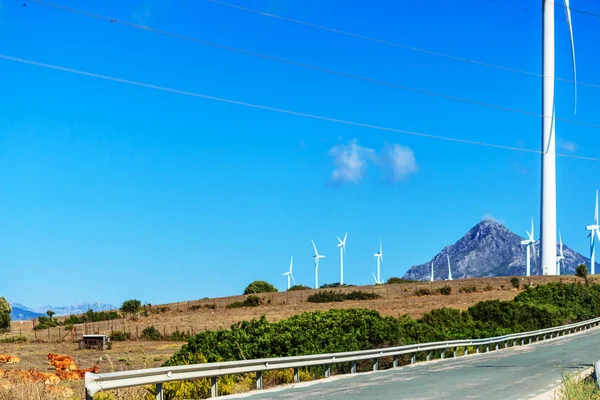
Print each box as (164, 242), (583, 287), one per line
(229, 328), (600, 400)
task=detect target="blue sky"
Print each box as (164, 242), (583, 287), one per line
(1, 0), (600, 307)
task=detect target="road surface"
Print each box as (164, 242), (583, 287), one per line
(230, 328), (600, 400)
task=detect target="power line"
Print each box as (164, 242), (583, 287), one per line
(2, 53), (600, 162)
(23, 0), (600, 130)
(204, 0), (600, 90)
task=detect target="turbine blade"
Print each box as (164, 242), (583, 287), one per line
(291, 274), (296, 285)
(564, 0), (578, 114)
(596, 190), (599, 225)
(290, 256), (293, 273)
(373, 273), (377, 284)
(337, 237), (343, 245)
(531, 217), (534, 239)
(311, 240), (318, 256)
(343, 232), (347, 244)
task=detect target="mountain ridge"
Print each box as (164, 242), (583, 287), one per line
(9, 302), (117, 321)
(402, 219), (596, 280)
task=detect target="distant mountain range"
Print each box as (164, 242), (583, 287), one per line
(403, 219), (597, 281)
(9, 302), (117, 321)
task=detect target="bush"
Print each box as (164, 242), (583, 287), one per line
(438, 286), (452, 295)
(141, 326), (162, 341)
(319, 283), (356, 289)
(244, 281), (278, 295)
(226, 295), (263, 309)
(288, 285), (311, 291)
(307, 291), (345, 303)
(121, 299), (142, 314)
(459, 285), (477, 294)
(510, 277), (520, 289)
(387, 277), (417, 284)
(416, 288), (432, 296)
(110, 331), (132, 341)
(483, 285), (494, 292)
(344, 291), (381, 300)
(0, 297), (11, 332)
(576, 264), (589, 284)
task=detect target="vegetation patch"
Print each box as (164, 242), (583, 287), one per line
(307, 290), (380, 303)
(386, 277), (417, 284)
(437, 286), (452, 295)
(226, 295), (263, 309)
(288, 285), (312, 291)
(244, 281), (278, 295)
(459, 285), (477, 294)
(415, 288), (432, 296)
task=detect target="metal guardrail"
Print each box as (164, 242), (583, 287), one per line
(85, 316), (600, 399)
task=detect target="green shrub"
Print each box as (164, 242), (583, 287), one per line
(288, 285), (312, 291)
(387, 277), (417, 284)
(459, 285), (477, 294)
(141, 326), (162, 341)
(226, 301), (244, 309)
(438, 286), (452, 295)
(243, 281), (278, 295)
(110, 331), (132, 341)
(226, 296), (263, 309)
(510, 277), (520, 289)
(0, 298), (11, 332)
(121, 299), (142, 314)
(344, 291), (380, 300)
(0, 336), (27, 344)
(416, 288), (432, 296)
(483, 285), (494, 292)
(307, 291), (345, 303)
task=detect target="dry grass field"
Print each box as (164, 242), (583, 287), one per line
(0, 275), (587, 399)
(8, 275), (583, 341)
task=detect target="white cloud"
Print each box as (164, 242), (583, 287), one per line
(377, 143), (418, 182)
(559, 140), (577, 152)
(482, 212), (505, 225)
(328, 140), (375, 185)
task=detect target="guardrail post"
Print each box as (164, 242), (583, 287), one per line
(294, 367), (300, 382)
(513, 339), (517, 347)
(475, 346), (479, 354)
(256, 371), (263, 390)
(393, 355), (399, 368)
(85, 388), (93, 400)
(486, 344), (490, 353)
(529, 337), (532, 344)
(351, 361), (357, 374)
(521, 338), (525, 346)
(441, 349), (445, 359)
(373, 358), (379, 371)
(156, 383), (164, 400)
(325, 364), (331, 378)
(410, 353), (415, 364)
(495, 343), (499, 351)
(211, 377), (218, 398)
(465, 348), (468, 356)
(426, 351), (431, 361)
(504, 341), (508, 349)
(452, 348), (457, 358)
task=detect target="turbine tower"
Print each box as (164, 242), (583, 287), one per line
(282, 256), (296, 290)
(337, 233), (347, 285)
(447, 255), (453, 281)
(556, 232), (565, 276)
(430, 262), (434, 282)
(521, 218), (536, 277)
(540, 0), (577, 276)
(586, 191), (600, 275)
(373, 239), (383, 284)
(311, 240), (325, 289)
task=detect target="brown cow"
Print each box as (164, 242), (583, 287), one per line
(5, 356), (20, 364)
(28, 369), (60, 385)
(76, 365), (99, 378)
(47, 353), (74, 363)
(56, 370), (80, 381)
(50, 359), (77, 371)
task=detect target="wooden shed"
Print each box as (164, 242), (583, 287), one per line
(79, 334), (111, 350)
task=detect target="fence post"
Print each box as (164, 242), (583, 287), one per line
(256, 371), (263, 390)
(211, 377), (218, 397)
(294, 367), (300, 382)
(155, 383), (164, 400)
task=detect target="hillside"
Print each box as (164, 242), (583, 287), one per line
(9, 275), (582, 340)
(9, 302), (117, 321)
(403, 220), (596, 280)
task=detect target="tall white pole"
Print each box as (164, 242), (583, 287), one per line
(315, 261), (319, 289)
(287, 274), (291, 290)
(526, 246), (531, 277)
(340, 246), (344, 285)
(591, 237), (596, 275)
(541, 0), (557, 276)
(376, 257), (381, 284)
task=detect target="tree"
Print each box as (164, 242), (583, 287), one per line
(243, 281), (278, 295)
(288, 285), (311, 291)
(0, 297), (11, 332)
(121, 299), (142, 315)
(576, 264), (589, 285)
(46, 310), (55, 320)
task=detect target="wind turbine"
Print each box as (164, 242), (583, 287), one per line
(556, 232), (565, 276)
(311, 240), (325, 289)
(337, 233), (347, 285)
(586, 190), (600, 275)
(282, 257), (296, 290)
(373, 239), (383, 284)
(540, 0), (577, 276)
(447, 255), (453, 281)
(521, 218), (536, 277)
(430, 262), (434, 282)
